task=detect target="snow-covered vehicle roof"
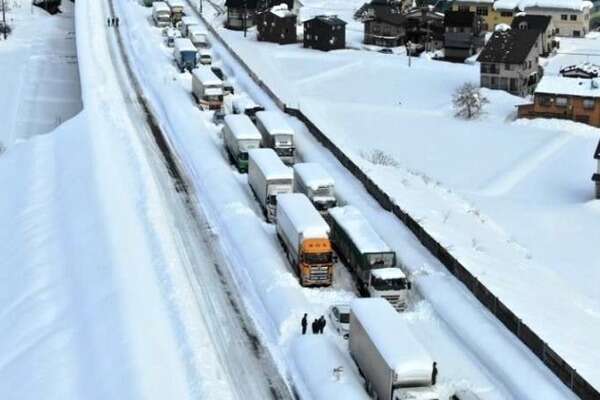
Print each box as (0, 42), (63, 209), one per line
(153, 1), (171, 12)
(181, 16), (197, 25)
(255, 111), (295, 136)
(232, 94), (262, 113)
(192, 67), (222, 86)
(277, 193), (330, 239)
(188, 25), (208, 35)
(329, 206), (394, 255)
(370, 267), (406, 280)
(224, 114), (262, 140)
(293, 162), (335, 191)
(248, 149), (293, 181)
(351, 298), (434, 380)
(535, 76), (600, 97)
(167, 0), (185, 8)
(174, 38), (197, 53)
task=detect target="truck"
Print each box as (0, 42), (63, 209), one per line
(328, 206), (411, 311)
(188, 25), (209, 48)
(166, 0), (185, 23)
(276, 193), (334, 287)
(230, 94), (265, 121)
(173, 38), (198, 72)
(254, 111), (295, 165)
(178, 16), (198, 36)
(248, 149), (294, 222)
(152, 1), (172, 27)
(293, 163), (337, 213)
(350, 298), (439, 400)
(222, 114), (262, 173)
(191, 67), (223, 110)
(199, 48), (212, 65)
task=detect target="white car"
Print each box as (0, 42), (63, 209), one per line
(328, 304), (350, 339)
(164, 27), (182, 47)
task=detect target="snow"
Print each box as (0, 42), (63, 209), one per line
(256, 110), (295, 136)
(351, 298), (433, 380)
(153, 1), (171, 13)
(371, 267), (406, 280)
(277, 193), (330, 241)
(519, 0), (592, 10)
(535, 75), (600, 96)
(329, 205), (393, 255)
(294, 162), (335, 191)
(223, 114), (262, 139)
(493, 0), (521, 10)
(167, 0), (186, 8)
(192, 66), (221, 85)
(174, 37), (197, 53)
(248, 148), (293, 180)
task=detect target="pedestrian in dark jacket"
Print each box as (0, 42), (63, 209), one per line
(107, 17), (111, 27)
(431, 362), (438, 385)
(312, 319), (318, 334)
(319, 315), (326, 334)
(301, 314), (308, 335)
(116, 17), (120, 27)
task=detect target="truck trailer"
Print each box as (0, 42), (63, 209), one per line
(254, 111), (295, 165)
(293, 162), (336, 213)
(222, 115), (262, 173)
(248, 149), (294, 222)
(192, 67), (223, 110)
(350, 298), (439, 400)
(228, 94), (265, 121)
(276, 193), (334, 286)
(328, 206), (410, 311)
(152, 1), (172, 27)
(166, 0), (185, 23)
(173, 38), (198, 72)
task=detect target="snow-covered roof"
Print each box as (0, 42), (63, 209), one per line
(188, 25), (208, 36)
(153, 1), (171, 12)
(224, 115), (262, 140)
(249, 149), (293, 180)
(535, 76), (600, 97)
(329, 206), (394, 254)
(370, 267), (406, 280)
(493, 0), (521, 10)
(181, 16), (197, 25)
(277, 193), (330, 239)
(255, 111), (295, 136)
(232, 94), (262, 112)
(192, 67), (221, 86)
(519, 0), (592, 11)
(494, 23), (511, 31)
(293, 163), (335, 191)
(174, 38), (197, 53)
(167, 0), (185, 8)
(351, 298), (434, 380)
(560, 62), (600, 78)
(453, 0), (494, 5)
(270, 3), (295, 18)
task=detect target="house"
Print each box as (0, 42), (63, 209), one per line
(361, 0), (406, 47)
(520, 0), (592, 37)
(403, 6), (445, 49)
(303, 15), (346, 51)
(224, 0), (260, 30)
(593, 140), (600, 198)
(256, 4), (297, 44)
(518, 76), (600, 125)
(477, 29), (542, 96)
(450, 0), (514, 31)
(560, 62), (600, 78)
(511, 14), (556, 55)
(492, 0), (520, 25)
(444, 10), (484, 60)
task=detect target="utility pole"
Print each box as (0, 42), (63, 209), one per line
(2, 0), (7, 40)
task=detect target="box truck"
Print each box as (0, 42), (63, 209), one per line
(222, 115), (262, 173)
(167, 0), (185, 23)
(293, 163), (336, 213)
(173, 38), (198, 72)
(188, 25), (209, 48)
(328, 206), (411, 311)
(152, 1), (172, 27)
(350, 298), (439, 400)
(192, 67), (223, 110)
(254, 111), (295, 165)
(178, 16), (198, 36)
(248, 149), (294, 222)
(276, 193), (334, 286)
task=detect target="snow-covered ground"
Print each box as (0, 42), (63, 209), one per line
(200, 0), (600, 392)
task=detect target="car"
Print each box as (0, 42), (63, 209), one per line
(378, 48), (393, 54)
(328, 304), (350, 339)
(212, 109), (226, 124)
(164, 27), (181, 47)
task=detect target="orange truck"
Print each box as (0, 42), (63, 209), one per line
(276, 193), (334, 286)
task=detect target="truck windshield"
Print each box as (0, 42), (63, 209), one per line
(311, 186), (332, 197)
(304, 252), (332, 264)
(371, 277), (407, 291)
(276, 147), (294, 156)
(238, 152), (248, 161)
(339, 312), (350, 324)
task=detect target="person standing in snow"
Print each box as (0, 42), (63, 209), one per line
(116, 17), (120, 27)
(301, 313), (308, 335)
(431, 362), (438, 385)
(107, 17), (111, 27)
(311, 319), (318, 334)
(319, 315), (326, 334)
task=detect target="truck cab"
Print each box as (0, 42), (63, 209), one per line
(369, 268), (411, 311)
(300, 237), (333, 286)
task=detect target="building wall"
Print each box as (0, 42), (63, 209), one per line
(451, 2), (513, 30)
(304, 21), (345, 51)
(525, 7), (590, 37)
(519, 94), (600, 126)
(480, 44), (540, 96)
(364, 20), (405, 46)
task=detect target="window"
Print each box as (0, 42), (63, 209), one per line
(519, 22), (527, 29)
(556, 96), (568, 106)
(574, 30), (581, 37)
(538, 95), (551, 106)
(583, 98), (595, 109)
(570, 14), (577, 21)
(528, 60), (532, 68)
(476, 6), (488, 15)
(505, 63), (511, 70)
(458, 5), (470, 12)
(501, 11), (513, 17)
(561, 14), (568, 20)
(555, 28), (560, 34)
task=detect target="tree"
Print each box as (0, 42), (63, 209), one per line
(452, 82), (489, 120)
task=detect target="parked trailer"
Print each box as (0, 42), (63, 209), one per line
(191, 67), (224, 110)
(167, 0), (185, 23)
(328, 206), (410, 311)
(152, 1), (172, 27)
(173, 38), (198, 72)
(179, 16), (198, 37)
(248, 149), (293, 222)
(255, 111), (295, 165)
(293, 162), (336, 213)
(276, 193), (334, 286)
(350, 298), (439, 400)
(188, 25), (209, 48)
(222, 114), (262, 173)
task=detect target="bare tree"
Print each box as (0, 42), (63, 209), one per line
(360, 149), (400, 167)
(453, 82), (489, 120)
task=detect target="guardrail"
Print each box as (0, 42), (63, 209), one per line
(196, 8), (600, 400)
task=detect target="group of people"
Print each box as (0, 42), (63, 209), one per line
(107, 17), (121, 27)
(301, 313), (326, 335)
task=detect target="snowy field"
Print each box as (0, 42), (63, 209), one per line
(204, 0), (600, 391)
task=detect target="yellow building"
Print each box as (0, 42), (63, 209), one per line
(450, 0), (518, 31)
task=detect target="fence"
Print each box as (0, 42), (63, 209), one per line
(197, 9), (600, 400)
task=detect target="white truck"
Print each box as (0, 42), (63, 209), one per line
(328, 206), (411, 311)
(178, 16), (198, 36)
(191, 67), (223, 110)
(188, 25), (209, 48)
(173, 38), (198, 72)
(254, 111), (295, 165)
(225, 94), (264, 121)
(166, 0), (185, 23)
(277, 193), (334, 286)
(152, 1), (172, 27)
(350, 298), (439, 400)
(222, 114), (262, 173)
(293, 162), (336, 213)
(199, 48), (212, 65)
(248, 149), (294, 222)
